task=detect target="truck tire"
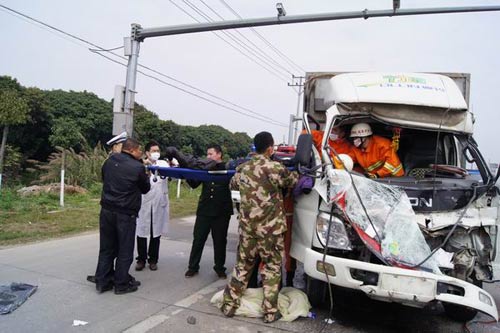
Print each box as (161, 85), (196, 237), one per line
(442, 276), (481, 322)
(442, 303), (477, 322)
(306, 275), (328, 308)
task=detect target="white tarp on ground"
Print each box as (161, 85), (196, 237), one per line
(316, 168), (441, 274)
(211, 287), (311, 322)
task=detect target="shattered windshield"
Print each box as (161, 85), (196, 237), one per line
(316, 168), (441, 274)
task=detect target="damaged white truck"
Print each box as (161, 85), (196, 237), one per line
(291, 72), (500, 321)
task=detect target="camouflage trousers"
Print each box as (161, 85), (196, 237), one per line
(222, 233), (284, 316)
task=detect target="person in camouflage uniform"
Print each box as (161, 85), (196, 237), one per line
(221, 131), (299, 323)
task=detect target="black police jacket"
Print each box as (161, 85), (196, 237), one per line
(100, 152), (151, 216)
(188, 162), (233, 217)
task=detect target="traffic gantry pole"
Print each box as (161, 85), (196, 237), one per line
(113, 5), (500, 137)
(124, 24), (141, 116)
(113, 24), (141, 136)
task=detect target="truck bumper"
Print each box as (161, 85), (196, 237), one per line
(304, 248), (498, 321)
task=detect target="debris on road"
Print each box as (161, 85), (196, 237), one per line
(72, 320), (88, 327)
(0, 283), (37, 315)
(324, 318), (335, 324)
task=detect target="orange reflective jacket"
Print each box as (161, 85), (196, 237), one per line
(351, 135), (404, 178)
(330, 139), (353, 156)
(310, 130), (353, 158)
(310, 130), (324, 153)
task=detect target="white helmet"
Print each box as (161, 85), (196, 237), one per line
(334, 154), (354, 171)
(350, 123), (372, 138)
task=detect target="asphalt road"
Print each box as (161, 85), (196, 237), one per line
(1, 215), (500, 333)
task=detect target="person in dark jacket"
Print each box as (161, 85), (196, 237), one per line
(185, 144), (233, 279)
(94, 138), (151, 295)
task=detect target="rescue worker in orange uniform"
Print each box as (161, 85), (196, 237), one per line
(349, 123), (404, 178)
(310, 126), (353, 158)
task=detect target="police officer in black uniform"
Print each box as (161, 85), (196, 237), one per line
(185, 144), (233, 279)
(94, 138), (151, 294)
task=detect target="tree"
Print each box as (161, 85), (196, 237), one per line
(0, 90), (29, 189)
(1, 145), (22, 186)
(45, 89), (112, 148)
(49, 117), (84, 206)
(0, 76), (253, 187)
(9, 87), (51, 161)
(49, 117), (84, 149)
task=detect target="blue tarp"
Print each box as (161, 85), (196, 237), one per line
(149, 165), (298, 182)
(0, 283), (37, 314)
(149, 166), (235, 182)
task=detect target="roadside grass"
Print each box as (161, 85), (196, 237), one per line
(0, 181), (200, 246)
(168, 180), (201, 218)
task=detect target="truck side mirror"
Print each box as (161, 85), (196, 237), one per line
(293, 134), (312, 167)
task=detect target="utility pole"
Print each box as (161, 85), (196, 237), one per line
(288, 75), (305, 145)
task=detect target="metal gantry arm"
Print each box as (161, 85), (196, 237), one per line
(135, 6), (500, 39)
(114, 5), (500, 136)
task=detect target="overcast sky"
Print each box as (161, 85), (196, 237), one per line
(1, 0), (499, 162)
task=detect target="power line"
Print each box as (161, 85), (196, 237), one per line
(185, 0), (290, 81)
(198, 0), (296, 76)
(184, 0), (289, 78)
(170, 0), (289, 82)
(89, 45), (124, 52)
(91, 50), (286, 126)
(218, 0), (306, 73)
(185, 0), (294, 80)
(136, 62), (287, 125)
(1, 2), (289, 123)
(171, 0), (290, 83)
(0, 3), (287, 127)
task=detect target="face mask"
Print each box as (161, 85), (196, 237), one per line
(150, 152), (161, 161)
(329, 133), (339, 141)
(353, 138), (362, 148)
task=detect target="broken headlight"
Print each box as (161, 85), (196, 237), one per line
(316, 214), (352, 250)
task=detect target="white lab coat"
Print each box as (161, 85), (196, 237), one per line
(136, 159), (169, 238)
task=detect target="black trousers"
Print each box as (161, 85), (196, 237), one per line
(136, 211), (160, 264)
(188, 214), (231, 273)
(95, 208), (136, 289)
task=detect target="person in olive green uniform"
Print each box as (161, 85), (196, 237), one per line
(221, 132), (299, 323)
(185, 144), (233, 279)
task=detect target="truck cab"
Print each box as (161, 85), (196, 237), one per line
(291, 72), (500, 321)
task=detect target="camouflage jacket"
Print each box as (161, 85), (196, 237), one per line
(231, 154), (299, 238)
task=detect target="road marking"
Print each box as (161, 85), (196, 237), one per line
(123, 314), (169, 333)
(122, 279), (228, 332)
(170, 309), (183, 315)
(174, 278), (227, 308)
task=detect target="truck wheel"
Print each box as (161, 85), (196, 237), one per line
(442, 303), (477, 322)
(442, 275), (481, 322)
(306, 275), (327, 308)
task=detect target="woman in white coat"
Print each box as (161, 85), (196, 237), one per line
(135, 140), (169, 271)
